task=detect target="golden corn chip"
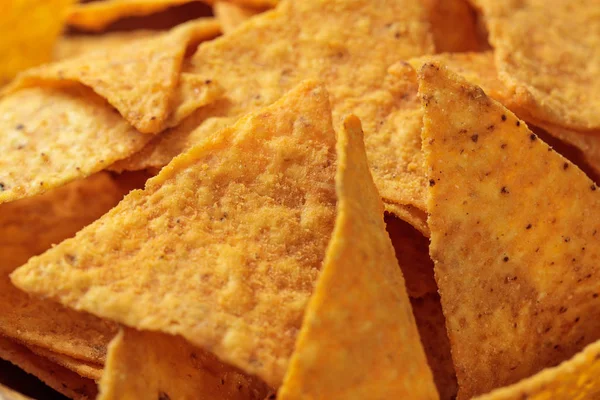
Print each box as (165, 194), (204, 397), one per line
(0, 173), (130, 363)
(412, 294), (458, 400)
(98, 328), (271, 400)
(420, 0), (482, 52)
(475, 0), (600, 131)
(214, 2), (258, 34)
(475, 339), (600, 400)
(66, 0), (203, 32)
(5, 19), (222, 134)
(385, 214), (437, 299)
(53, 30), (161, 61)
(11, 81), (338, 388)
(0, 383), (31, 400)
(420, 63), (600, 398)
(115, 0), (434, 221)
(278, 116), (438, 399)
(0, 336), (97, 400)
(25, 345), (102, 382)
(0, 0), (75, 85)
(384, 202), (430, 238)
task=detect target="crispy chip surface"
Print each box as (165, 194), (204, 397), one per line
(0, 0), (74, 85)
(0, 336), (97, 400)
(115, 0), (434, 219)
(6, 19), (221, 134)
(475, 339), (600, 400)
(475, 0), (600, 131)
(278, 116), (438, 399)
(12, 81), (338, 388)
(420, 64), (600, 398)
(98, 328), (271, 399)
(0, 173), (130, 363)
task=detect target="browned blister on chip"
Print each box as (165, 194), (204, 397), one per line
(412, 294), (458, 400)
(98, 328), (271, 400)
(474, 339), (600, 400)
(117, 0), (434, 223)
(66, 0), (204, 32)
(420, 0), (481, 52)
(278, 116), (438, 399)
(385, 214), (437, 298)
(0, 173), (131, 363)
(11, 81), (338, 388)
(475, 0), (600, 131)
(214, 1), (259, 34)
(420, 64), (600, 398)
(0, 336), (98, 400)
(6, 19), (222, 134)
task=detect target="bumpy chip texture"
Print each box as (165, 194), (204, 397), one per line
(420, 64), (600, 398)
(12, 81), (337, 388)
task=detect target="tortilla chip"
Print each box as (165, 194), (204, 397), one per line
(53, 30), (161, 61)
(420, 0), (481, 52)
(0, 0), (75, 85)
(420, 63), (600, 397)
(0, 383), (31, 400)
(475, 339), (600, 400)
(0, 173), (130, 363)
(412, 294), (458, 400)
(475, 0), (600, 131)
(98, 328), (271, 400)
(385, 203), (430, 238)
(25, 346), (102, 382)
(0, 336), (97, 400)
(278, 116), (438, 399)
(114, 0), (434, 218)
(385, 214), (437, 298)
(5, 19), (222, 134)
(12, 81), (338, 388)
(66, 0), (203, 32)
(214, 2), (258, 34)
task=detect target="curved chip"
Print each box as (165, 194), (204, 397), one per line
(25, 345), (102, 382)
(214, 2), (258, 34)
(420, 63), (600, 398)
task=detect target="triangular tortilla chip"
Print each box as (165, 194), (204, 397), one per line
(5, 19), (222, 134)
(412, 294), (458, 400)
(474, 0), (600, 131)
(25, 345), (102, 382)
(214, 1), (258, 34)
(113, 0), (434, 219)
(421, 0), (482, 52)
(0, 173), (132, 363)
(475, 339), (600, 400)
(277, 116), (438, 399)
(0, 336), (97, 400)
(420, 63), (600, 398)
(66, 0), (204, 32)
(98, 328), (271, 400)
(385, 214), (437, 299)
(11, 81), (338, 388)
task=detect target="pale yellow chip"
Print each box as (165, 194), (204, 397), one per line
(0, 384), (31, 400)
(11, 81), (338, 388)
(66, 0), (204, 32)
(475, 0), (600, 131)
(114, 0), (434, 219)
(411, 294), (458, 400)
(475, 339), (600, 400)
(278, 116), (438, 399)
(25, 345), (102, 382)
(385, 213), (437, 299)
(0, 173), (134, 363)
(0, 0), (75, 85)
(0, 336), (97, 400)
(5, 19), (222, 134)
(420, 0), (482, 52)
(214, 2), (259, 34)
(420, 63), (600, 398)
(98, 328), (271, 400)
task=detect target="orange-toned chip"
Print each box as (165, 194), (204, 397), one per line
(214, 2), (258, 34)
(6, 19), (222, 134)
(0, 0), (75, 85)
(98, 329), (271, 400)
(278, 116), (438, 399)
(113, 0), (434, 220)
(420, 63), (600, 398)
(420, 0), (482, 52)
(0, 336), (97, 400)
(25, 345), (102, 382)
(475, 0), (600, 131)
(11, 81), (338, 388)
